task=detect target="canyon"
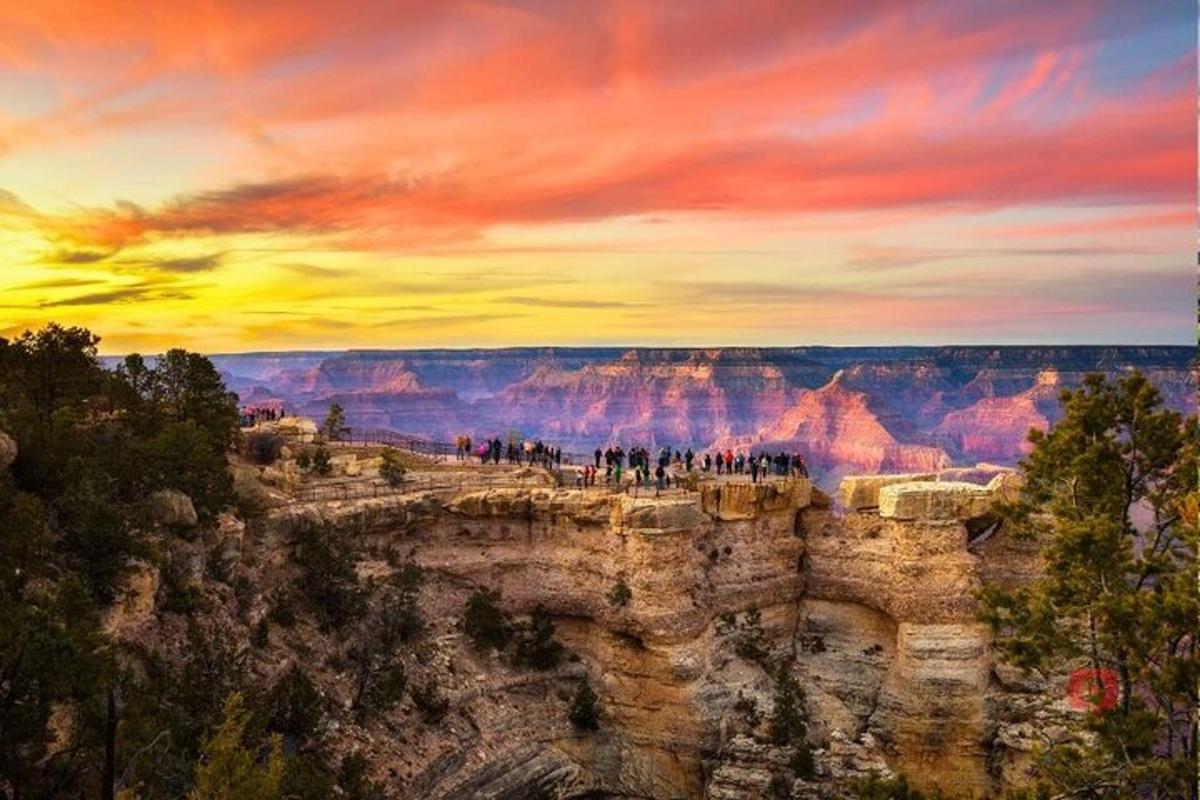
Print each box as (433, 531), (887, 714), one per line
(206, 346), (1196, 489)
(104, 429), (1074, 799)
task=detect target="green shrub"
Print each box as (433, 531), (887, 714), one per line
(339, 753), (387, 800)
(463, 588), (510, 651)
(261, 664), (323, 742)
(295, 526), (366, 630)
(251, 619), (270, 648)
(769, 671), (808, 746)
(514, 604), (564, 670)
(245, 432), (285, 465)
(268, 591), (298, 628)
(312, 446), (333, 477)
(568, 681), (600, 730)
(608, 573), (632, 607)
(734, 605), (769, 665)
(379, 447), (406, 487)
(769, 670), (815, 780)
(280, 753), (337, 800)
(853, 773), (929, 800)
(410, 678), (449, 724)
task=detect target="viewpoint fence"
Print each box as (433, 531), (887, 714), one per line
(336, 427), (595, 465)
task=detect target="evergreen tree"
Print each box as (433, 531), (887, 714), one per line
(323, 403), (346, 441)
(980, 372), (1197, 798)
(463, 588), (511, 651)
(514, 604), (564, 670)
(188, 693), (284, 800)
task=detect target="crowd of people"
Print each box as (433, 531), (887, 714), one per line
(455, 435), (566, 468)
(454, 434), (809, 494)
(240, 405), (286, 426)
(586, 445), (808, 490)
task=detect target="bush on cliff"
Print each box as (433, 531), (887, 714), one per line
(734, 604), (770, 666)
(463, 588), (511, 651)
(346, 562), (424, 712)
(410, 678), (449, 724)
(312, 445), (333, 476)
(568, 680), (600, 731)
(295, 525), (366, 631)
(379, 446), (406, 487)
(261, 665), (324, 743)
(513, 604), (564, 670)
(607, 573), (632, 607)
(770, 671), (814, 779)
(245, 432), (285, 464)
(853, 773), (929, 800)
(979, 371), (1198, 798)
(189, 693), (284, 800)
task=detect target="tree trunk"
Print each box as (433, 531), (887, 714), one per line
(101, 686), (116, 800)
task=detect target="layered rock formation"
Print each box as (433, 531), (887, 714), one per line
(240, 467), (1048, 798)
(716, 372), (951, 481)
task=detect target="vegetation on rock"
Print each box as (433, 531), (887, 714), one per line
(607, 573), (632, 607)
(514, 604), (564, 670)
(568, 681), (600, 731)
(463, 588), (511, 652)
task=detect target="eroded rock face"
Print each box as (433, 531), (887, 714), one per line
(248, 472), (1043, 798)
(878, 481), (994, 521)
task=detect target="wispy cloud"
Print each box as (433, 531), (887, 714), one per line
(499, 296), (641, 309)
(0, 1), (1190, 348)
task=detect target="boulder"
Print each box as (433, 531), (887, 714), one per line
(148, 489), (199, 528)
(0, 431), (16, 469)
(987, 471), (1024, 503)
(878, 481), (994, 521)
(214, 512), (246, 563)
(838, 473), (937, 510)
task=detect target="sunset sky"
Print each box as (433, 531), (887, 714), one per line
(0, 1), (1194, 352)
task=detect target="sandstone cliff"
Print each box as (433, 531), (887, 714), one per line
(235, 464), (1051, 797)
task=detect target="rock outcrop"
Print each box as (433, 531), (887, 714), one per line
(147, 489), (199, 528)
(242, 470), (1044, 798)
(0, 430), (16, 469)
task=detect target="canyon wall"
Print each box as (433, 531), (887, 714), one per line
(251, 471), (1052, 798)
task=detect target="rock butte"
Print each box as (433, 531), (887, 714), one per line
(235, 461), (1057, 799)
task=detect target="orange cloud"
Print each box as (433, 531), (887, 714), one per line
(0, 0), (1192, 348)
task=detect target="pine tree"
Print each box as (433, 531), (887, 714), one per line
(980, 372), (1197, 798)
(189, 693), (284, 800)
